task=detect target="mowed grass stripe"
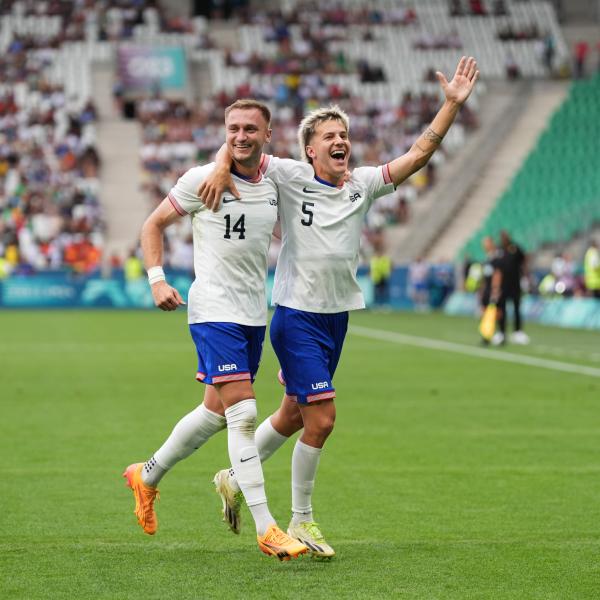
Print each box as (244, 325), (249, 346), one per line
(349, 324), (600, 378)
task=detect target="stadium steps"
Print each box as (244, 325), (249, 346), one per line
(427, 79), (569, 262)
(386, 80), (529, 263)
(93, 64), (147, 267)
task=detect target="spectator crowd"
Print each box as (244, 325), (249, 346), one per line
(2, 0), (596, 293)
(0, 2), (104, 276)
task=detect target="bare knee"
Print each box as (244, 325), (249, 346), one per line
(271, 394), (304, 437)
(301, 406), (335, 447)
(314, 412), (335, 438)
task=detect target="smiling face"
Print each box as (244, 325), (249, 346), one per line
(305, 118), (351, 185)
(225, 108), (271, 172)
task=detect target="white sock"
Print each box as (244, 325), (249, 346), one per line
(227, 416), (289, 493)
(291, 439), (322, 524)
(225, 399), (275, 535)
(142, 404), (226, 487)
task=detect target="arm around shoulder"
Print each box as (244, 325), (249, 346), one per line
(197, 144), (240, 212)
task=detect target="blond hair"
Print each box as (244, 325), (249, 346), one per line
(224, 99), (271, 126)
(297, 105), (350, 163)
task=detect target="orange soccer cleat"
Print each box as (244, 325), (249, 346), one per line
(123, 463), (159, 535)
(257, 524), (308, 561)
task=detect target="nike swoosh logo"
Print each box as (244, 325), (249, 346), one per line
(222, 197), (238, 203)
(302, 186), (318, 194)
(240, 455), (257, 463)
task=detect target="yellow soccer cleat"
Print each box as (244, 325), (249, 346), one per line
(257, 524), (308, 561)
(123, 463), (159, 535)
(213, 468), (244, 534)
(287, 521), (335, 559)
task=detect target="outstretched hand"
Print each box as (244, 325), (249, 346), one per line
(436, 56), (479, 106)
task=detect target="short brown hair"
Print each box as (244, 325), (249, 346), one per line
(224, 99), (271, 126)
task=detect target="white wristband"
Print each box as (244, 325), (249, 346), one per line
(147, 266), (166, 285)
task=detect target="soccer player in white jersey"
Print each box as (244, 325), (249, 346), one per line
(204, 57), (479, 558)
(122, 100), (307, 560)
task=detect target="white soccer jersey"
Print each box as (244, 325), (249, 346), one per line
(168, 163), (278, 325)
(260, 155), (394, 313)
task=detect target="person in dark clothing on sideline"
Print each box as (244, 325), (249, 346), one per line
(493, 230), (529, 345)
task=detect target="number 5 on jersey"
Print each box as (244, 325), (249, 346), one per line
(301, 201), (314, 226)
(224, 214), (246, 239)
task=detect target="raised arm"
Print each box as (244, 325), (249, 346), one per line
(141, 198), (187, 311)
(197, 144), (240, 212)
(387, 56), (479, 187)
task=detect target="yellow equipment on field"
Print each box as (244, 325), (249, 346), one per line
(479, 304), (497, 341)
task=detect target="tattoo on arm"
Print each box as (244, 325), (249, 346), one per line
(423, 128), (443, 144)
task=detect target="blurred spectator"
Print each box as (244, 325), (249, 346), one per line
(124, 248), (144, 281)
(505, 51), (521, 80)
(574, 40), (590, 79)
(543, 33), (556, 76)
(64, 234), (101, 274)
(498, 23), (540, 42)
(449, 0), (463, 17)
(469, 0), (487, 17)
(369, 236), (392, 307)
(429, 261), (454, 308)
(462, 252), (475, 291)
(493, 0), (508, 16)
(358, 60), (386, 83)
(408, 256), (430, 311)
(414, 30), (462, 51)
(0, 254), (12, 278)
(550, 252), (576, 297)
(584, 240), (600, 298)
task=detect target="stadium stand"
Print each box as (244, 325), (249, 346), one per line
(0, 1), (105, 275)
(0, 0), (582, 281)
(0, 0), (190, 274)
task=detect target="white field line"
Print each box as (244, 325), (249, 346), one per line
(531, 344), (600, 363)
(349, 325), (600, 379)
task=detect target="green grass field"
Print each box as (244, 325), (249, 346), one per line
(1, 309), (599, 599)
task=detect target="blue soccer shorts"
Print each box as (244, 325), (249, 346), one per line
(189, 322), (265, 385)
(269, 306), (348, 404)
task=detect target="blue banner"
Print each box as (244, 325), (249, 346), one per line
(0, 269), (414, 309)
(0, 266), (446, 310)
(0, 274), (194, 309)
(4, 272), (598, 330)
